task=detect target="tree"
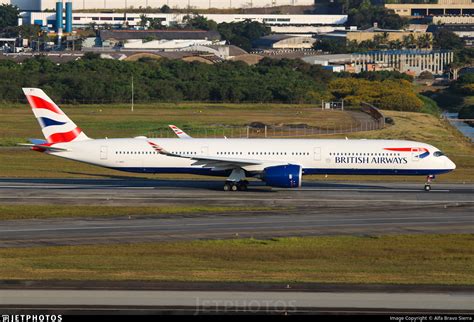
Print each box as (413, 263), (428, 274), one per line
(418, 71), (434, 80)
(346, 1), (407, 30)
(313, 38), (348, 54)
(373, 32), (389, 48)
(217, 20), (270, 51)
(433, 29), (464, 50)
(329, 78), (423, 111)
(160, 5), (171, 13)
(458, 105), (474, 121)
(16, 24), (42, 42)
(453, 48), (474, 67)
(0, 4), (19, 30)
(402, 34), (416, 49)
(182, 15), (217, 31)
(139, 14), (148, 28)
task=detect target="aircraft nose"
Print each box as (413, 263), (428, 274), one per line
(446, 158), (456, 170)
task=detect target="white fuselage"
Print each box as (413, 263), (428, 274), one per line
(46, 138), (456, 177)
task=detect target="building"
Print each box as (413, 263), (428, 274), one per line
(302, 54), (351, 72)
(22, 12), (347, 32)
(302, 50), (454, 75)
(2, 0), (315, 11)
(431, 15), (474, 24)
(319, 27), (432, 45)
(98, 29), (222, 49)
(385, 0), (474, 17)
(351, 50), (454, 76)
(253, 34), (316, 49)
(302, 53), (351, 66)
(99, 29), (221, 41)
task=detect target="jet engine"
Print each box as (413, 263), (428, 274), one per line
(262, 164), (302, 188)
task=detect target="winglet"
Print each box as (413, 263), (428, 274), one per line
(169, 125), (192, 139)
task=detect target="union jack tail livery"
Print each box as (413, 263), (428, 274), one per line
(23, 88), (90, 144)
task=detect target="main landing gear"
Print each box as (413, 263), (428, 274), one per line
(223, 180), (249, 192)
(222, 168), (249, 192)
(424, 174), (435, 192)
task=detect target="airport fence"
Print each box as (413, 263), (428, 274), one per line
(146, 120), (384, 139)
(146, 102), (386, 138)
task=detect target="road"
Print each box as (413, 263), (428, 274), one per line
(0, 179), (472, 247)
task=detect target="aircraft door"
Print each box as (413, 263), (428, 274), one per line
(313, 147), (321, 161)
(201, 146), (209, 156)
(100, 146), (108, 160)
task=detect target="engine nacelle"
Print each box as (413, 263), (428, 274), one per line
(262, 164), (302, 188)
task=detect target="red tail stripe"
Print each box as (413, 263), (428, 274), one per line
(47, 127), (82, 143)
(26, 95), (63, 115)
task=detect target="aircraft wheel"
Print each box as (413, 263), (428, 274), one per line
(231, 183), (239, 192)
(238, 182), (248, 191)
(424, 184), (431, 192)
(223, 183), (232, 191)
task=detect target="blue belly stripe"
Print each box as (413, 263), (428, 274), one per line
(109, 167), (452, 176)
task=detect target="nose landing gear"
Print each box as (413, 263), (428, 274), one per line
(424, 175), (435, 192)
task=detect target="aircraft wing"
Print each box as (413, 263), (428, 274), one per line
(169, 125), (192, 139)
(147, 141), (284, 171)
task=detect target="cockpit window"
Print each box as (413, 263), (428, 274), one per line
(433, 151), (445, 157)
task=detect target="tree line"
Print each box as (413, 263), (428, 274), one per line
(0, 55), (427, 112)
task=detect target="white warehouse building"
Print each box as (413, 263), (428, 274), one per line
(2, 0), (314, 11)
(22, 12), (347, 30)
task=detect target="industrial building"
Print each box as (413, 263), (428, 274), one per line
(22, 11), (347, 32)
(351, 50), (454, 76)
(2, 0), (314, 11)
(302, 50), (454, 76)
(319, 27), (433, 46)
(253, 34), (316, 49)
(385, 0), (474, 17)
(98, 29), (223, 49)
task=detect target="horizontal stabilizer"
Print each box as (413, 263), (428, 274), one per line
(28, 138), (48, 145)
(18, 143), (69, 152)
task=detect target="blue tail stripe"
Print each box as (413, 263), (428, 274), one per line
(39, 117), (66, 128)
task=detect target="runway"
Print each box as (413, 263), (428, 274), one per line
(0, 178), (473, 247)
(1, 289), (473, 314)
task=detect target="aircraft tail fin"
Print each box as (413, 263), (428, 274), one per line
(22, 88), (90, 144)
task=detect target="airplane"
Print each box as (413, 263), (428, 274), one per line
(21, 88), (456, 192)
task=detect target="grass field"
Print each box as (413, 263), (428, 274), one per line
(0, 205), (273, 221)
(0, 234), (472, 284)
(0, 103), (353, 146)
(0, 103), (472, 182)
